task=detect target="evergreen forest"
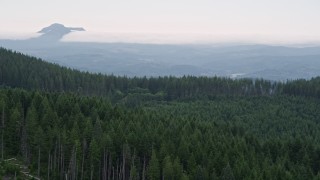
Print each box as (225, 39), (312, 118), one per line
(1, 48), (320, 179)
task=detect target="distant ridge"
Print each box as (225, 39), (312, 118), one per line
(36, 23), (85, 41)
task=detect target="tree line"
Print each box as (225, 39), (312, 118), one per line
(2, 47), (320, 179)
(0, 48), (281, 101)
(2, 89), (320, 179)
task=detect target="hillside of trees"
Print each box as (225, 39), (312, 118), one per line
(0, 48), (281, 100)
(2, 47), (320, 179)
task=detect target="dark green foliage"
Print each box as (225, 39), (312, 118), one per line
(2, 48), (320, 179)
(0, 48), (279, 101)
(147, 150), (160, 180)
(162, 156), (173, 180)
(129, 162), (138, 180)
(0, 88), (319, 179)
(221, 163), (235, 180)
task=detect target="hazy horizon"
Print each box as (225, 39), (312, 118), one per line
(2, 0), (320, 44)
(2, 31), (320, 46)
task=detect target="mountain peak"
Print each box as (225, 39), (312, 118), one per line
(37, 23), (85, 41)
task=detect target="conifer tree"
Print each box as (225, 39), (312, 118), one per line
(147, 149), (160, 180)
(162, 155), (173, 180)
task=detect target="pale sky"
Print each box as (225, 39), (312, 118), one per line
(1, 0), (320, 44)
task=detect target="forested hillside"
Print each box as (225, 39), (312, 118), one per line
(0, 48), (280, 100)
(2, 47), (320, 179)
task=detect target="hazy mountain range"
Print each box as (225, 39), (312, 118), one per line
(1, 23), (320, 81)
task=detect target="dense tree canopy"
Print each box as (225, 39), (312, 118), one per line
(0, 48), (282, 100)
(1, 47), (320, 179)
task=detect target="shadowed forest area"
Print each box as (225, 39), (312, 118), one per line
(1, 48), (320, 179)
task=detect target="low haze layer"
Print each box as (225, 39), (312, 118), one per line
(1, 24), (320, 81)
(1, 0), (320, 44)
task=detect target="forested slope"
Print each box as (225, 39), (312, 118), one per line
(0, 48), (279, 100)
(1, 47), (320, 179)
